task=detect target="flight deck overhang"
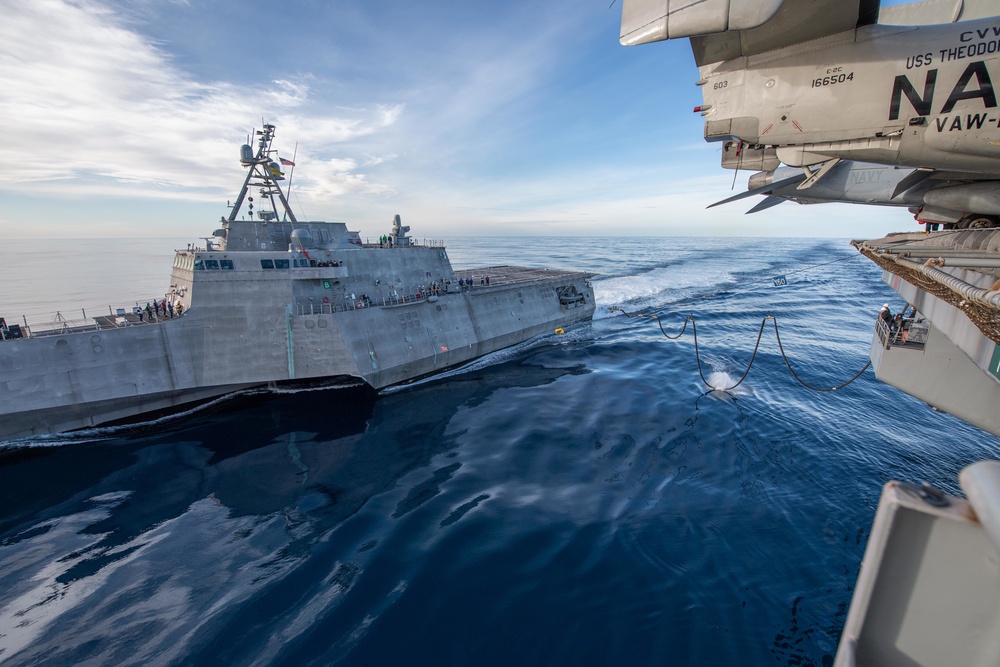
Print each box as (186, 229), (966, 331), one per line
(855, 230), (1000, 437)
(854, 230), (1000, 348)
(870, 319), (1000, 437)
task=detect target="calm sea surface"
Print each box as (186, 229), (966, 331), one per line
(1, 236), (998, 665)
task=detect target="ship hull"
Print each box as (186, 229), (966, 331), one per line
(0, 270), (594, 441)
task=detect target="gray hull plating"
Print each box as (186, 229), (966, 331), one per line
(0, 258), (593, 441)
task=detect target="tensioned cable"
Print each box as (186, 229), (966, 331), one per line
(610, 308), (871, 392)
(774, 253), (860, 278)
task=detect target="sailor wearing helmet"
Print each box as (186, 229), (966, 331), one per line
(879, 303), (894, 328)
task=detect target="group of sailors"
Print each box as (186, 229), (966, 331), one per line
(0, 316), (22, 340)
(458, 275), (490, 288)
(416, 282), (444, 299)
(340, 273), (496, 309)
(137, 298), (183, 322)
(879, 303), (919, 344)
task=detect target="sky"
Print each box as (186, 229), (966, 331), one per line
(0, 0), (917, 239)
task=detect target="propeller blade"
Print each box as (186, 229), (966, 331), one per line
(707, 173), (807, 208)
(745, 196), (786, 214)
(891, 168), (935, 199)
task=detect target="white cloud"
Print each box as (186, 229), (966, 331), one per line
(264, 80), (311, 108)
(294, 157), (395, 201)
(0, 0), (919, 239)
(0, 0), (398, 201)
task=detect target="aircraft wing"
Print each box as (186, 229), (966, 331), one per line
(620, 0), (880, 65)
(619, 0), (786, 45)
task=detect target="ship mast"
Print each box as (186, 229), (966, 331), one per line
(228, 123), (297, 223)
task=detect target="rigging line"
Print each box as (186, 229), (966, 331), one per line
(777, 253), (861, 278)
(769, 317), (872, 392)
(690, 315), (768, 391)
(610, 307), (871, 392)
(730, 140), (743, 190)
(648, 312), (689, 339)
(611, 307), (761, 390)
(292, 189), (308, 221)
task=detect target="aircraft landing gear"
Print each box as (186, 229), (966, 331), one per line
(958, 215), (1000, 229)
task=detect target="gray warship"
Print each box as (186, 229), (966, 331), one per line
(0, 124), (595, 441)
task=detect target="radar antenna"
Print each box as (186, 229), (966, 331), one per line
(228, 123), (297, 223)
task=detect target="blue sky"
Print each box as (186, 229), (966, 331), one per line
(0, 0), (913, 239)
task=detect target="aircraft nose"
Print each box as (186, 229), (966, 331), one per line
(748, 171), (773, 190)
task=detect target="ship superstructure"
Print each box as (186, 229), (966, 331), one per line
(0, 124), (595, 441)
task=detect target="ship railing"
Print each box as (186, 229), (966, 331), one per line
(4, 307), (184, 340)
(360, 238), (446, 248)
(28, 324), (99, 337)
(19, 316), (103, 338)
(875, 316), (927, 350)
(295, 291), (446, 316)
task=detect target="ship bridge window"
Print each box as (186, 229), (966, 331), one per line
(220, 259), (234, 270)
(261, 259), (274, 269)
(274, 259), (290, 269)
(294, 258), (308, 268)
(194, 259), (205, 270)
(205, 259), (220, 270)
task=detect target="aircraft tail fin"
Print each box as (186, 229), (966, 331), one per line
(746, 196), (786, 214)
(707, 173), (806, 208)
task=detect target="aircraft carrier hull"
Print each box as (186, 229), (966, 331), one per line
(854, 229), (1000, 438)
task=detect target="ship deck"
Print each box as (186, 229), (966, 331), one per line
(854, 229), (1000, 279)
(453, 265), (591, 286)
(4, 266), (592, 339)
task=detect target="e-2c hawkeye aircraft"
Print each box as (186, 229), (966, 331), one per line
(620, 0), (1000, 228)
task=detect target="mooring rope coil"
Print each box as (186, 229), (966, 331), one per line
(609, 307), (872, 392)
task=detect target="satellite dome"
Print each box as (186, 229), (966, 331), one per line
(290, 228), (316, 250)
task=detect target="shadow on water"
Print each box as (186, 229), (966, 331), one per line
(0, 353), (588, 665)
(2, 357), (587, 536)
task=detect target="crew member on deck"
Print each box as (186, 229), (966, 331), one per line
(880, 304), (893, 329)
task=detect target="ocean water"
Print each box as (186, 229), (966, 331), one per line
(1, 236), (998, 666)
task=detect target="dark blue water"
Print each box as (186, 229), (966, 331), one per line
(1, 237), (998, 665)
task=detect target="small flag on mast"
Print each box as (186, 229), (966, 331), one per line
(279, 157), (295, 166)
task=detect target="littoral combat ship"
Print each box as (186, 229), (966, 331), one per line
(0, 124), (595, 441)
